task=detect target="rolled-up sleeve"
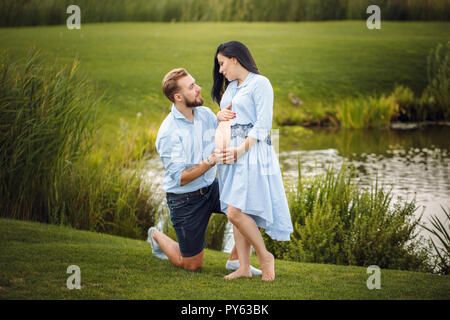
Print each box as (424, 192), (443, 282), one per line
(156, 134), (187, 186)
(247, 76), (273, 141)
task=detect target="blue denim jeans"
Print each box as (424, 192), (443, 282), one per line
(166, 179), (224, 257)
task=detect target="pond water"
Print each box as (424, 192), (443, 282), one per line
(144, 123), (450, 253)
(278, 124), (450, 220)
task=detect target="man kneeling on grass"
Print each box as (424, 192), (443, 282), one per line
(148, 68), (261, 275)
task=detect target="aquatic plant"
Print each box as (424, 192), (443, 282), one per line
(421, 206), (450, 275)
(263, 158), (432, 272)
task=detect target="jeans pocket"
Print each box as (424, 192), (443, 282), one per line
(167, 197), (189, 209)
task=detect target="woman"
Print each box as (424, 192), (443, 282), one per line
(212, 41), (293, 281)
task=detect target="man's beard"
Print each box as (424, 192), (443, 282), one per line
(184, 95), (204, 108)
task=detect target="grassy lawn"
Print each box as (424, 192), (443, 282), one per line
(0, 218), (448, 300)
(0, 21), (448, 136)
(1, 22), (449, 300)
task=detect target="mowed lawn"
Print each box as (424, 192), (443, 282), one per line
(0, 218), (449, 300)
(0, 21), (448, 134)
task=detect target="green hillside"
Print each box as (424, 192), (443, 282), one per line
(1, 21), (448, 133)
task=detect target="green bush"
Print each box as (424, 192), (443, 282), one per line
(275, 101), (338, 127)
(389, 42), (450, 123)
(336, 94), (398, 129)
(206, 214), (228, 251)
(263, 160), (432, 272)
(390, 85), (416, 121)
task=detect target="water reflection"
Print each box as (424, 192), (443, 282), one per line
(279, 124), (450, 224)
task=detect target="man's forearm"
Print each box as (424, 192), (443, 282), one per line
(180, 155), (215, 186)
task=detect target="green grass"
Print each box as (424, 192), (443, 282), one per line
(1, 218), (449, 300)
(0, 21), (448, 138)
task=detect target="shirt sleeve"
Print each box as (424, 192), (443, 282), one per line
(156, 133), (187, 187)
(204, 106), (218, 128)
(247, 76), (273, 141)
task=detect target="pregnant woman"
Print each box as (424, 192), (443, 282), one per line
(212, 41), (293, 281)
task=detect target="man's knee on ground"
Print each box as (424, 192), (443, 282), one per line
(181, 252), (204, 271)
(183, 262), (203, 271)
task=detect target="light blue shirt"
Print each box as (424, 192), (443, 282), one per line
(155, 104), (217, 194)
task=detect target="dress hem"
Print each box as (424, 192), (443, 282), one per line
(220, 200), (292, 241)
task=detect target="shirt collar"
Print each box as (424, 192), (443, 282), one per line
(171, 104), (196, 122)
(233, 72), (256, 89)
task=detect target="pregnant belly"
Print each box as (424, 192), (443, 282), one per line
(215, 120), (231, 150)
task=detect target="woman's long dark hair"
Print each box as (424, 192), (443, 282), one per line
(211, 41), (260, 105)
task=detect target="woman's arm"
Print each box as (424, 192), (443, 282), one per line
(247, 76), (273, 142)
(234, 136), (257, 161)
(228, 76), (274, 162)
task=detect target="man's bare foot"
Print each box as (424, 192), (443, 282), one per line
(260, 252), (275, 281)
(224, 267), (252, 280)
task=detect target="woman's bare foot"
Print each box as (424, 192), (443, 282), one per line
(224, 267), (252, 280)
(260, 252), (275, 281)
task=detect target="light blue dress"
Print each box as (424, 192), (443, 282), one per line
(217, 72), (293, 241)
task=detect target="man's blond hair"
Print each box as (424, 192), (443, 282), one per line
(162, 68), (188, 103)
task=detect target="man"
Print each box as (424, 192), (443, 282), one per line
(149, 68), (261, 274)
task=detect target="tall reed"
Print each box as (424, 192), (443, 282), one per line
(0, 48), (100, 222)
(0, 49), (159, 239)
(423, 41), (450, 121)
(1, 0), (448, 27)
(421, 206), (450, 275)
(387, 42), (449, 123)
